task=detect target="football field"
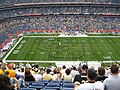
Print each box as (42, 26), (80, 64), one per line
(5, 36), (120, 61)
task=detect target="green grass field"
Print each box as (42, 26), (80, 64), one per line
(6, 36), (120, 61)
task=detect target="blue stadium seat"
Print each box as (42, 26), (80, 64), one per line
(62, 83), (74, 88)
(31, 82), (45, 86)
(61, 88), (74, 90)
(50, 80), (61, 84)
(41, 89), (57, 90)
(20, 87), (36, 90)
(62, 80), (73, 83)
(38, 80), (49, 85)
(29, 82), (45, 89)
(45, 82), (60, 89)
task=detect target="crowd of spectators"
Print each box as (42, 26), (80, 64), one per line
(1, 6), (120, 20)
(0, 15), (120, 45)
(0, 0), (120, 6)
(1, 15), (120, 34)
(0, 61), (120, 90)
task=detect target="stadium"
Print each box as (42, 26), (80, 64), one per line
(0, 0), (120, 90)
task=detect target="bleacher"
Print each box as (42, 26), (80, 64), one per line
(0, 0), (120, 6)
(20, 80), (74, 90)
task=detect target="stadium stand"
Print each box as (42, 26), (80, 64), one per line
(0, 0), (120, 6)
(1, 15), (120, 35)
(0, 5), (120, 20)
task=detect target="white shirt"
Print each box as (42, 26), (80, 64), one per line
(76, 81), (104, 90)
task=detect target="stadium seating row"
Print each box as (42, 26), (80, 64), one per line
(20, 80), (74, 90)
(1, 6), (120, 20)
(0, 0), (119, 6)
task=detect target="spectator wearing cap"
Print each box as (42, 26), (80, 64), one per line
(42, 68), (55, 81)
(6, 63), (16, 78)
(103, 65), (120, 90)
(26, 63), (31, 69)
(33, 68), (42, 81)
(74, 69), (104, 90)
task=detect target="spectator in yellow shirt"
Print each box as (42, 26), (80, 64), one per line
(42, 68), (55, 81)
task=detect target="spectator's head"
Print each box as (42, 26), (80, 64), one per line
(53, 68), (57, 74)
(56, 68), (61, 74)
(110, 65), (119, 75)
(25, 69), (32, 76)
(87, 69), (97, 81)
(82, 64), (88, 75)
(72, 66), (77, 70)
(98, 67), (105, 76)
(82, 64), (88, 70)
(21, 67), (25, 72)
(65, 68), (71, 75)
(8, 63), (13, 69)
(46, 69), (51, 74)
(0, 74), (13, 90)
(1, 66), (6, 72)
(62, 65), (66, 69)
(34, 63), (39, 68)
(4, 71), (9, 76)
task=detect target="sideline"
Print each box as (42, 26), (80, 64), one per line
(2, 37), (23, 61)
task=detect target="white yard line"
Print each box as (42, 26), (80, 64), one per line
(3, 37), (23, 61)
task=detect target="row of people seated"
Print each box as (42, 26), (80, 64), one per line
(1, 6), (120, 20)
(0, 15), (119, 42)
(74, 64), (120, 90)
(0, 61), (120, 90)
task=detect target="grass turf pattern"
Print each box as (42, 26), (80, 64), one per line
(6, 37), (120, 61)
